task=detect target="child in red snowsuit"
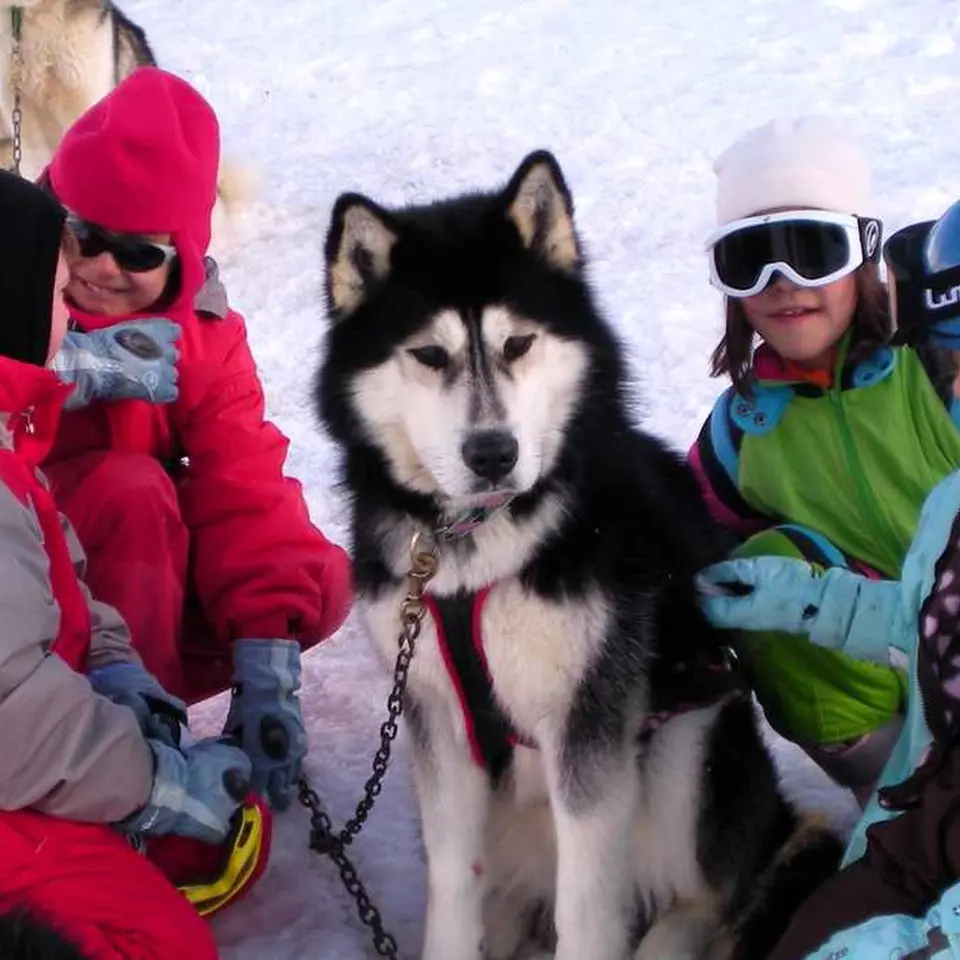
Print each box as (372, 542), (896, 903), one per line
(0, 170), (253, 959)
(40, 67), (354, 811)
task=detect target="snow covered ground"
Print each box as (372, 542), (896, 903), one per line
(117, 0), (960, 954)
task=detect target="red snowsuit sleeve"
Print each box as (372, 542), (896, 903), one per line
(172, 309), (352, 645)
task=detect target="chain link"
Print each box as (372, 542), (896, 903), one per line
(298, 532), (439, 959)
(9, 7), (22, 176)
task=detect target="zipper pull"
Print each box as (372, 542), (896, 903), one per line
(22, 407), (35, 435)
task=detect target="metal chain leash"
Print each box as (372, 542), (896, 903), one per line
(298, 532), (439, 958)
(9, 7), (23, 176)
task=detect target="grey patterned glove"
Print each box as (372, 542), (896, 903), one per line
(52, 318), (180, 410)
(223, 639), (308, 811)
(117, 737), (251, 844)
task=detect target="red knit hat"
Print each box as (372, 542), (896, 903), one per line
(49, 67), (220, 308)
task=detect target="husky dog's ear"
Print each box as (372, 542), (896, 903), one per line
(503, 150), (581, 274)
(325, 194), (398, 320)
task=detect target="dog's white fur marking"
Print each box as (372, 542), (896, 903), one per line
(478, 709), (720, 960)
(351, 305), (588, 501)
(634, 705), (719, 908)
(411, 701), (490, 960)
(545, 736), (639, 960)
(482, 580), (609, 734)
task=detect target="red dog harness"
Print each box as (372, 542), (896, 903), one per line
(424, 586), (744, 776)
(424, 589), (536, 778)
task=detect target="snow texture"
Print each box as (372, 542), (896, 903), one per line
(115, 0), (960, 954)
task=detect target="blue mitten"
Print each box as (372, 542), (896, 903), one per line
(88, 662), (187, 748)
(803, 912), (928, 960)
(698, 556), (910, 662)
(117, 737), (251, 844)
(223, 639), (307, 811)
(52, 318), (180, 410)
(923, 878), (960, 956)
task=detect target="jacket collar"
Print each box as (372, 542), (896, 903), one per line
(0, 357), (72, 465)
(752, 343), (837, 388)
(750, 332), (895, 397)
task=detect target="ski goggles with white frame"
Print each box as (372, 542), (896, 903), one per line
(705, 210), (883, 298)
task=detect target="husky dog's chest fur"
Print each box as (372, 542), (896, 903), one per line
(362, 498), (613, 742)
(363, 571), (610, 747)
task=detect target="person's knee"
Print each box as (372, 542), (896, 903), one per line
(57, 453), (186, 556)
(82, 453), (180, 514)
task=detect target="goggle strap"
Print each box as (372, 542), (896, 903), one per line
(858, 218), (883, 263)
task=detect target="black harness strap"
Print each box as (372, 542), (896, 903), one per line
(427, 591), (517, 782)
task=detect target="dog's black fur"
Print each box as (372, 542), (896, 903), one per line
(110, 2), (157, 76)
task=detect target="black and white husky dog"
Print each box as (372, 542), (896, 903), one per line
(316, 150), (841, 960)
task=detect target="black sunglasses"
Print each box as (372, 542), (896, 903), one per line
(65, 213), (177, 273)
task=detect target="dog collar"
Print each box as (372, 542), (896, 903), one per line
(436, 496), (515, 541)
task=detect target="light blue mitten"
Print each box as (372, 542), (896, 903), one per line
(52, 318), (180, 410)
(698, 556), (910, 661)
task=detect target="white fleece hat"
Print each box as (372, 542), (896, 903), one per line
(713, 116), (872, 225)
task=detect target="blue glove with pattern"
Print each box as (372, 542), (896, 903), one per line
(88, 661), (187, 749)
(804, 911), (929, 960)
(697, 556), (909, 662)
(117, 737), (251, 844)
(222, 639), (308, 811)
(52, 318), (180, 410)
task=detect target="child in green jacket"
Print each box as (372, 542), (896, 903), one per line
(703, 198), (960, 960)
(690, 116), (960, 803)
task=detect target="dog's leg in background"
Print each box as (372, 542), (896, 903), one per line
(541, 722), (639, 960)
(408, 699), (491, 960)
(209, 158), (260, 252)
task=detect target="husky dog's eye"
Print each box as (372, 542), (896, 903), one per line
(503, 334), (536, 362)
(408, 345), (450, 370)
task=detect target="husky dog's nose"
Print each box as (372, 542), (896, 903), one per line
(462, 430), (519, 482)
